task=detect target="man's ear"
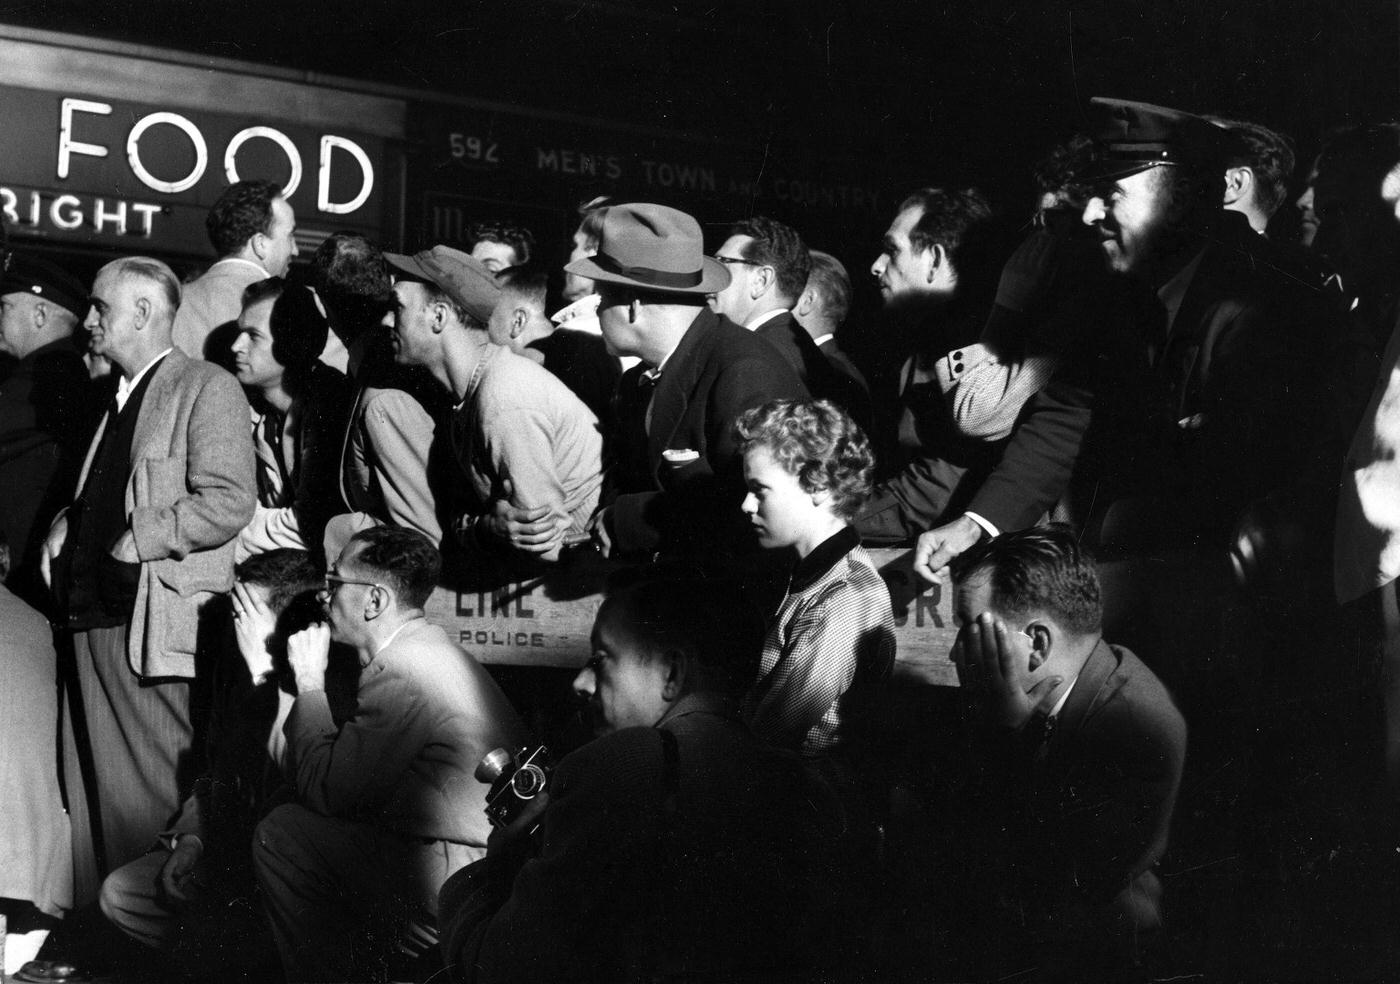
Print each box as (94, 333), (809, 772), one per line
(1223, 166), (1253, 206)
(794, 287), (817, 318)
(429, 300), (448, 335)
(660, 651), (687, 702)
(364, 584), (391, 622)
(750, 264), (774, 300)
(627, 297), (640, 324)
(923, 243), (947, 284)
(509, 306), (529, 340)
(1027, 622), (1053, 672)
(133, 295), (152, 330)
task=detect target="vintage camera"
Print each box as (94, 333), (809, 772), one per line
(476, 745), (554, 829)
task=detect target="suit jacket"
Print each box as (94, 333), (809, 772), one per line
(968, 641), (1186, 943)
(818, 334), (874, 431)
(439, 694), (846, 984)
(854, 301), (1001, 544)
(172, 258), (269, 363)
(608, 307), (806, 559)
(283, 617), (527, 853)
(0, 338), (100, 600)
(69, 348), (256, 677)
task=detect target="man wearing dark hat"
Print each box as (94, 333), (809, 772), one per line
(386, 245), (604, 570)
(916, 97), (1320, 582)
(565, 203), (806, 565)
(231, 278), (355, 566)
(0, 255), (101, 604)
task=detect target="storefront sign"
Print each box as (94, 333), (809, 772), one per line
(0, 85), (389, 255)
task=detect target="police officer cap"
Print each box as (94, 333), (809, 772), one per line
(0, 255), (89, 320)
(1083, 97), (1231, 182)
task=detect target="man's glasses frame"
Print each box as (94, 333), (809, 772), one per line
(323, 573), (386, 594)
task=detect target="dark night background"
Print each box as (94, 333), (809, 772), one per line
(2, 0), (1394, 226)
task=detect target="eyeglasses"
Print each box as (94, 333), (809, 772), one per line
(323, 573), (385, 594)
(714, 255), (761, 267)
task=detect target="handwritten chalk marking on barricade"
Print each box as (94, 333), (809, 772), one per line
(427, 548), (959, 686)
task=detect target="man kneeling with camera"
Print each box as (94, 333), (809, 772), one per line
(439, 575), (848, 983)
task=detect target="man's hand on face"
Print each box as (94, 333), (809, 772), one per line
(286, 623), (332, 695)
(953, 612), (1062, 730)
(231, 581), (277, 683)
(913, 514), (985, 584)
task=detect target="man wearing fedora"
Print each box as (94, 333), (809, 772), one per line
(565, 203), (806, 568)
(386, 245), (604, 572)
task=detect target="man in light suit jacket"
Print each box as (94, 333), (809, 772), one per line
(172, 180), (299, 368)
(42, 256), (256, 904)
(567, 204), (806, 568)
(254, 527), (527, 982)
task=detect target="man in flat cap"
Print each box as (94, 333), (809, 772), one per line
(386, 245), (604, 573)
(0, 255), (102, 605)
(565, 203), (806, 570)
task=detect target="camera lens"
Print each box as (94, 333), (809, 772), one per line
(511, 763), (548, 798)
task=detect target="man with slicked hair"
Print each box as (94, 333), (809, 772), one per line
(173, 180), (299, 364)
(42, 256), (257, 903)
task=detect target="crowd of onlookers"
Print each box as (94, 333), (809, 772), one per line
(2, 92), (1399, 983)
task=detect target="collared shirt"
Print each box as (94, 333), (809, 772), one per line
(642, 338), (684, 434)
(811, 332), (834, 348)
(115, 348), (173, 413)
(209, 256), (271, 280)
(745, 307), (789, 331)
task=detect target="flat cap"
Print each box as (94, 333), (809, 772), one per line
(384, 246), (501, 325)
(1083, 97), (1231, 181)
(1, 255), (89, 319)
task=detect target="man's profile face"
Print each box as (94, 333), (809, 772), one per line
(0, 292), (33, 358)
(1295, 158), (1321, 248)
(470, 240), (519, 273)
(574, 611), (671, 735)
(84, 269), (140, 364)
(563, 228), (597, 300)
(708, 234), (759, 324)
(950, 570), (1037, 696)
(261, 197), (299, 278)
(388, 280), (436, 367)
(1082, 167), (1173, 274)
(870, 206), (934, 304)
(1312, 160), (1400, 286)
(231, 295), (284, 391)
(322, 542), (375, 645)
(595, 285), (642, 359)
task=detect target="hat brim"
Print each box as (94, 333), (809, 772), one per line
(564, 255), (730, 295)
(383, 252), (434, 283)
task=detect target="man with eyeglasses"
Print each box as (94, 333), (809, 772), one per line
(708, 216), (844, 407)
(253, 526), (526, 983)
(566, 203), (805, 569)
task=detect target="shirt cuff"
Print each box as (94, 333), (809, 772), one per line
(963, 511), (1000, 539)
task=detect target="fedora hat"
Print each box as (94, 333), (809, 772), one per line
(564, 203), (730, 295)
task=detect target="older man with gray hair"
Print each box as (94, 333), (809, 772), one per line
(42, 256), (256, 902)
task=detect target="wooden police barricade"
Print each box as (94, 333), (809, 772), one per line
(424, 547), (960, 688)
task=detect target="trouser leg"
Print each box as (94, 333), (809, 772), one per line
(67, 626), (193, 905)
(253, 803), (446, 984)
(98, 850), (178, 950)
